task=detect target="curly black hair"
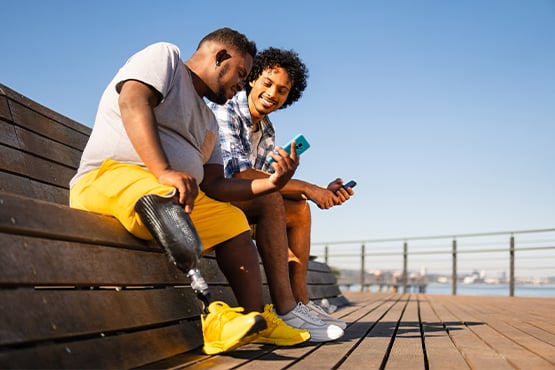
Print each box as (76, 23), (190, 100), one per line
(245, 47), (309, 109)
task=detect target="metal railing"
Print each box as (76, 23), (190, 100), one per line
(311, 228), (555, 296)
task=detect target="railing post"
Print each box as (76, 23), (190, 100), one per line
(403, 242), (408, 293)
(360, 243), (365, 292)
(452, 239), (457, 295)
(324, 245), (329, 265)
(509, 235), (515, 297)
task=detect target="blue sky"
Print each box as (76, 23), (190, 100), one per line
(2, 0), (554, 251)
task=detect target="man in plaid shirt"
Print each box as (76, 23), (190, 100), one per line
(209, 48), (354, 342)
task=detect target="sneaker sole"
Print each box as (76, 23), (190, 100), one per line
(203, 315), (267, 354)
(251, 331), (311, 346)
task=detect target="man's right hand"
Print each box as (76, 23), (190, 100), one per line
(157, 169), (198, 213)
(267, 143), (299, 190)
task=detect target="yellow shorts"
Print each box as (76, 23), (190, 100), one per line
(70, 159), (250, 251)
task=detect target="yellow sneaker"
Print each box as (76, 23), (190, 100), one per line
(202, 301), (267, 355)
(252, 304), (311, 346)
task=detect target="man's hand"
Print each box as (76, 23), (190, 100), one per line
(328, 178), (354, 204)
(267, 142), (299, 189)
(157, 169), (198, 213)
(303, 178), (354, 209)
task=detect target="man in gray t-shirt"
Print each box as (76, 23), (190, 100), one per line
(70, 28), (310, 354)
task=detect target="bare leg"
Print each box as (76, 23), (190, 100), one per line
(214, 231), (265, 313)
(284, 198), (311, 304)
(233, 192), (297, 315)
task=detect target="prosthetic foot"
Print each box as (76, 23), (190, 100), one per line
(134, 194), (211, 310)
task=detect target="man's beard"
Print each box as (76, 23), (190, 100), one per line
(211, 64), (230, 105)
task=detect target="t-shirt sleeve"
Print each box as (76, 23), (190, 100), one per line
(114, 42), (181, 100)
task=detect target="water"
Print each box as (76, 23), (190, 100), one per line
(341, 283), (555, 298)
(425, 282), (555, 297)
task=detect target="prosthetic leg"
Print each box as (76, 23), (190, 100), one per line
(134, 194), (267, 354)
(134, 194), (211, 312)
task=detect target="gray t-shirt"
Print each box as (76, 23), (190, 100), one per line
(70, 42), (222, 187)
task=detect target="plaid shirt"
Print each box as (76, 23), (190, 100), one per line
(209, 91), (276, 178)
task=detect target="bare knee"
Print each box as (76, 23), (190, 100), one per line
(284, 198), (311, 226)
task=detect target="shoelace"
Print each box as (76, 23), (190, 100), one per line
(264, 305), (285, 326)
(212, 303), (245, 318)
(295, 303), (325, 324)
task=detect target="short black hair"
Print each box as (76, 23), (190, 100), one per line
(198, 27), (257, 59)
(246, 47), (309, 109)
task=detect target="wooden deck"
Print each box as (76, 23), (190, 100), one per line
(148, 291), (555, 369)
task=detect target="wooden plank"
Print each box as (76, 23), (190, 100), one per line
(0, 192), (158, 249)
(434, 296), (555, 369)
(0, 83), (91, 136)
(308, 260), (333, 273)
(0, 119), (18, 147)
(0, 171), (36, 199)
(0, 233), (186, 286)
(27, 178), (69, 204)
(0, 144), (27, 175)
(306, 284), (342, 299)
(0, 94), (11, 121)
(5, 145), (76, 188)
(428, 295), (514, 369)
(0, 321), (202, 369)
(306, 269), (339, 285)
(15, 125), (83, 169)
(385, 295), (426, 369)
(339, 294), (407, 369)
(8, 97), (89, 150)
(0, 288), (200, 345)
(417, 296), (470, 369)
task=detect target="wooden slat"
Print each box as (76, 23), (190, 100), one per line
(0, 94), (11, 121)
(0, 289), (200, 346)
(8, 96), (90, 150)
(306, 284), (342, 299)
(0, 233), (184, 286)
(0, 170), (36, 198)
(307, 260), (333, 273)
(431, 295), (555, 369)
(0, 83), (91, 136)
(0, 144), (75, 188)
(306, 269), (339, 285)
(386, 295), (426, 369)
(27, 178), (69, 204)
(418, 296), (470, 369)
(0, 192), (157, 249)
(0, 119), (18, 146)
(0, 321), (203, 369)
(15, 125), (83, 170)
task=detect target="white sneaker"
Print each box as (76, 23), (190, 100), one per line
(307, 301), (347, 330)
(279, 302), (344, 342)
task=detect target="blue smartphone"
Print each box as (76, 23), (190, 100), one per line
(342, 180), (357, 190)
(267, 133), (311, 164)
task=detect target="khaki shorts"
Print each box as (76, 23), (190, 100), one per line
(70, 159), (250, 251)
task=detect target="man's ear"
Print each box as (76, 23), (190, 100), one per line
(215, 49), (232, 66)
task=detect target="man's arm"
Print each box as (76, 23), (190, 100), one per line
(118, 80), (198, 212)
(228, 166), (353, 210)
(200, 146), (299, 201)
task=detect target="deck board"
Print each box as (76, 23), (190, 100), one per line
(155, 292), (555, 369)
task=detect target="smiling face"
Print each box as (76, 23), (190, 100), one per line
(248, 66), (292, 123)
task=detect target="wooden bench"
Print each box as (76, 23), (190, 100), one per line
(0, 83), (348, 369)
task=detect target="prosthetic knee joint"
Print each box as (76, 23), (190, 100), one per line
(134, 194), (211, 311)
